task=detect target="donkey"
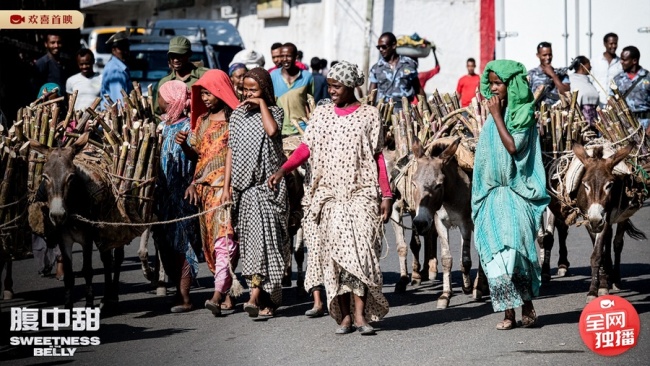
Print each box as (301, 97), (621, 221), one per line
(409, 137), (487, 308)
(570, 142), (646, 302)
(384, 148), (438, 293)
(30, 133), (145, 309)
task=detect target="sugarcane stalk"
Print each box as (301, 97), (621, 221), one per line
(47, 105), (59, 148)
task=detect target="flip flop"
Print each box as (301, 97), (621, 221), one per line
(170, 305), (193, 313)
(244, 303), (259, 318)
(496, 318), (516, 330)
(259, 308), (274, 318)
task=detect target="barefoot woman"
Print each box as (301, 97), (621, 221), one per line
(472, 60), (549, 330)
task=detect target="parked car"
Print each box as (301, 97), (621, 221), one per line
(151, 19), (244, 71)
(129, 29), (219, 96)
(80, 26), (145, 73)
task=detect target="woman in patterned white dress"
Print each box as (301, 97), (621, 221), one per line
(268, 61), (393, 335)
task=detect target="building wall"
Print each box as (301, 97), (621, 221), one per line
(502, 0), (650, 71)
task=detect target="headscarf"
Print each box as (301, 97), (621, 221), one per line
(327, 60), (365, 88)
(480, 60), (535, 132)
(158, 80), (190, 124)
(37, 82), (61, 98)
(190, 69), (240, 129)
(228, 63), (247, 77)
(242, 67), (276, 107)
(230, 49), (265, 69)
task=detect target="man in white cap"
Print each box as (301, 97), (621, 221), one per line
(100, 30), (132, 109)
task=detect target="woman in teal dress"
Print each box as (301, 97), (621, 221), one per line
(152, 80), (201, 313)
(471, 60), (550, 330)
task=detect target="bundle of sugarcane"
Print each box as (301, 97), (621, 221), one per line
(594, 83), (649, 156)
(537, 90), (594, 158)
(0, 123), (31, 258)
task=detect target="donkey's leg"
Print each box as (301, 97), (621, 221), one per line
(538, 210), (555, 282)
(2, 259), (14, 300)
(295, 227), (308, 298)
(459, 223), (473, 295)
(598, 227), (613, 296)
(99, 248), (114, 308)
(473, 263), (489, 300)
(60, 241), (75, 309)
(556, 218), (570, 277)
(155, 245), (167, 296)
(424, 226), (438, 283)
(391, 206), (410, 292)
(111, 246), (125, 304)
(587, 226), (608, 303)
(434, 214), (452, 309)
(82, 239), (94, 307)
(611, 222), (627, 291)
(137, 228), (154, 281)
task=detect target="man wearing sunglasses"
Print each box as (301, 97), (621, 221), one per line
(527, 41), (570, 106)
(369, 32), (424, 110)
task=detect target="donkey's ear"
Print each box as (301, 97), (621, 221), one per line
(72, 132), (90, 155)
(608, 143), (635, 168)
(572, 142), (590, 166)
(412, 137), (423, 158)
(440, 137), (461, 164)
(30, 139), (51, 157)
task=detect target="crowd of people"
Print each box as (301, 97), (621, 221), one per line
(24, 27), (649, 335)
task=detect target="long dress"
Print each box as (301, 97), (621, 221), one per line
(302, 104), (389, 324)
(189, 115), (235, 274)
(471, 113), (550, 312)
(229, 105), (289, 307)
(152, 117), (201, 282)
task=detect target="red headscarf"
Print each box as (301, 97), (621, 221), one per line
(190, 69), (240, 129)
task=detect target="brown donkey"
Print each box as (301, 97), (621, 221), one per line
(572, 142), (646, 302)
(410, 138), (487, 309)
(30, 133), (145, 309)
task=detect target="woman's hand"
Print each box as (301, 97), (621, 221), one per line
(487, 95), (502, 118)
(219, 187), (232, 206)
(184, 185), (200, 206)
(242, 97), (265, 111)
(175, 130), (189, 146)
(267, 168), (286, 191)
(380, 199), (392, 223)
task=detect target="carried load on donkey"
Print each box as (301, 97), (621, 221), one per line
(8, 82), (164, 308)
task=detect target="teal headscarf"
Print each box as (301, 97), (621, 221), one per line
(37, 83), (62, 98)
(480, 60), (534, 132)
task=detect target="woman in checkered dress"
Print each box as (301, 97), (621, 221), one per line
(223, 68), (289, 318)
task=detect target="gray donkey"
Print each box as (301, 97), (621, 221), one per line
(409, 137), (487, 309)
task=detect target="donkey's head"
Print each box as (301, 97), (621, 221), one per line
(573, 142), (634, 233)
(30, 133), (89, 227)
(410, 137), (461, 233)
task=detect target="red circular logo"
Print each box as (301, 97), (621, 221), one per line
(579, 295), (640, 356)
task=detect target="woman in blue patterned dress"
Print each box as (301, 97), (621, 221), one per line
(153, 80), (202, 313)
(471, 60), (550, 330)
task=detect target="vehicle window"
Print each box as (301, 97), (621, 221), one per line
(130, 50), (209, 81)
(96, 34), (113, 54)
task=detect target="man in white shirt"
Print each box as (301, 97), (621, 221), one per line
(66, 49), (102, 111)
(592, 32), (623, 105)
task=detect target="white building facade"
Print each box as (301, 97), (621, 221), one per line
(81, 0), (650, 94)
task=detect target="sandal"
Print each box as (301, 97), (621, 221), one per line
(170, 304), (193, 313)
(355, 324), (376, 335)
(243, 303), (259, 318)
(496, 318), (516, 330)
(520, 309), (538, 328)
(259, 308), (274, 318)
(220, 303), (234, 311)
(205, 300), (222, 316)
(335, 325), (356, 335)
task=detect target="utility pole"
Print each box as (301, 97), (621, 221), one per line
(362, 0), (374, 94)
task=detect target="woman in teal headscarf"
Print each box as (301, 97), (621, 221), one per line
(471, 60), (549, 330)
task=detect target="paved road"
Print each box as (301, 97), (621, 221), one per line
(1, 206), (649, 365)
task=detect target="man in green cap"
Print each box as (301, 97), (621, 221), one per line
(154, 36), (208, 117)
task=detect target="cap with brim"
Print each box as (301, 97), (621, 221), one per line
(168, 36), (191, 55)
(105, 31), (130, 46)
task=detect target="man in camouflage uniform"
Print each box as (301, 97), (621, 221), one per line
(528, 42), (570, 106)
(612, 46), (650, 131)
(369, 32), (424, 110)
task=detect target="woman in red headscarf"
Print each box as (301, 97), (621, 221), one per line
(175, 69), (241, 316)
